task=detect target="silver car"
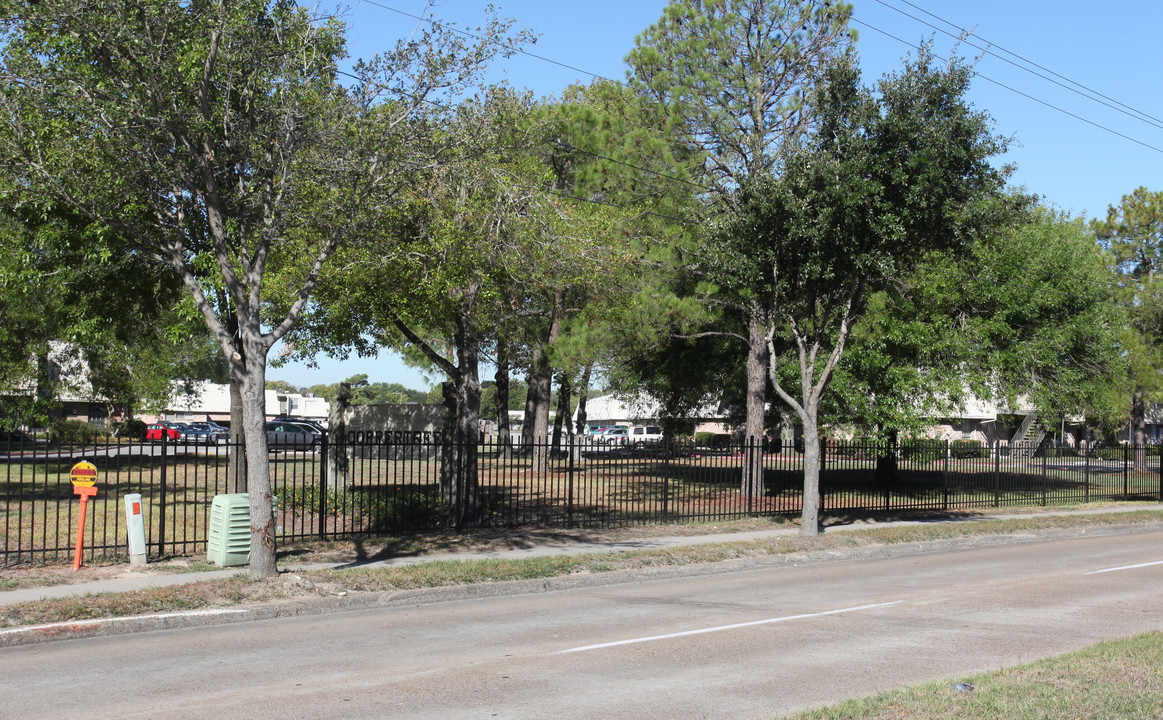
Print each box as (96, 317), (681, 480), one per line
(265, 421), (321, 449)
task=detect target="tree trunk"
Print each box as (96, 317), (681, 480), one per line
(799, 411), (822, 536)
(449, 312), (482, 528)
(530, 289), (564, 470)
(237, 336), (276, 578)
(742, 312), (768, 496)
(439, 380), (458, 507)
(874, 428), (898, 488)
(1132, 390), (1147, 472)
(327, 383), (351, 491)
(527, 351), (551, 466)
(520, 384), (537, 453)
(495, 341), (513, 459)
(551, 373), (571, 455)
(573, 363), (593, 463)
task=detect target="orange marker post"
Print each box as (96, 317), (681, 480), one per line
(70, 462), (99, 571)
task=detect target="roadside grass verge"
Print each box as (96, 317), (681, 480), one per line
(1, 507), (1161, 629)
(784, 631), (1163, 720)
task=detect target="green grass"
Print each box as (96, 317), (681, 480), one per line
(785, 631), (1163, 719)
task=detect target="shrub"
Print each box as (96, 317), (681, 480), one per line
(50, 419), (103, 445)
(900, 438), (946, 462)
(950, 439), (988, 458)
(1095, 447), (1126, 461)
(276, 485), (444, 530)
(1093, 445), (1159, 459)
(1043, 447), (1079, 458)
(115, 418), (147, 439)
(694, 432), (732, 449)
(829, 437), (881, 459)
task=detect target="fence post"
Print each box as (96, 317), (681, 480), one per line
(567, 435), (575, 528)
(1041, 443), (1048, 506)
(820, 439), (826, 514)
(157, 431), (168, 557)
(1085, 446), (1091, 503)
(993, 440), (1000, 508)
(747, 438), (754, 517)
(942, 440), (949, 511)
(1124, 443), (1129, 499)
(318, 433), (329, 540)
(1158, 442), (1163, 501)
(661, 440), (670, 522)
(884, 438), (894, 512)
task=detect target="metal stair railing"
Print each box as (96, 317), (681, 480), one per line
(1009, 412), (1041, 459)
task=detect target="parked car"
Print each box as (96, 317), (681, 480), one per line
(0, 429), (33, 444)
(265, 421), (321, 449)
(600, 426), (630, 445)
(628, 425), (664, 447)
(584, 424), (613, 438)
(179, 422), (228, 444)
(274, 416), (326, 435)
(145, 423), (181, 441)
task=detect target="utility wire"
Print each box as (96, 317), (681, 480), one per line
(356, 0), (1163, 168)
(357, 0), (605, 81)
(873, 0), (1163, 132)
(550, 138), (713, 193)
(817, 0), (1163, 155)
(882, 0), (1163, 130)
(346, 0), (1154, 306)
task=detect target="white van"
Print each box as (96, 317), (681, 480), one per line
(628, 425), (663, 447)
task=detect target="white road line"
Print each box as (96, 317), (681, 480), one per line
(557, 601), (902, 654)
(0, 608), (249, 637)
(1084, 560), (1163, 575)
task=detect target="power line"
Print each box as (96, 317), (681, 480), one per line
(357, 0), (606, 82)
(819, 0), (1163, 156)
(356, 0), (1163, 165)
(873, 0), (1163, 132)
(549, 138), (713, 193)
(344, 0), (1152, 308)
(881, 0), (1163, 131)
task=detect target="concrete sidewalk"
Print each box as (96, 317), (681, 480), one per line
(5, 503), (1160, 608)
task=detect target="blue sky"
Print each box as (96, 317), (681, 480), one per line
(269, 0), (1163, 389)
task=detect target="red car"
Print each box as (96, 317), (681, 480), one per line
(145, 423), (181, 441)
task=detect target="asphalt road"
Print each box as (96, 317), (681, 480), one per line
(2, 529), (1161, 719)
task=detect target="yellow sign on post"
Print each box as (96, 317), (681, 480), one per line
(70, 461), (99, 570)
(70, 461), (98, 487)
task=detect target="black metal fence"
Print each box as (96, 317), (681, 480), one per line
(3, 434), (1161, 566)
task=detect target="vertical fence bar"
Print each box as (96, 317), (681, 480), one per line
(662, 441), (671, 523)
(1042, 446), (1048, 506)
(1124, 444), (1130, 499)
(819, 441), (826, 515)
(1157, 442), (1163, 501)
(885, 439), (893, 512)
(942, 440), (950, 511)
(747, 438), (754, 517)
(566, 436), (575, 528)
(157, 432), (168, 556)
(994, 440), (1001, 508)
(1085, 447), (1091, 503)
(318, 433), (329, 540)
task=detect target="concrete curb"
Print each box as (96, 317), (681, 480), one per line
(3, 520), (1159, 648)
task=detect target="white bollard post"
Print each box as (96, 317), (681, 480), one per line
(124, 493), (148, 565)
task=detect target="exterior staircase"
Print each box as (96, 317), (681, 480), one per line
(1008, 412), (1045, 458)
